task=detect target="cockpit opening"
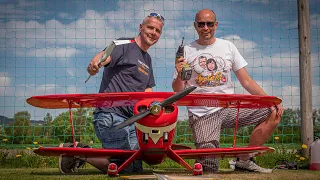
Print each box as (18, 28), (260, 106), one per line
(151, 129), (160, 134)
(138, 105), (148, 112)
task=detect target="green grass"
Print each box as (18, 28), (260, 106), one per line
(0, 144), (309, 169)
(0, 168), (320, 180)
(0, 168), (110, 180)
(0, 145), (315, 180)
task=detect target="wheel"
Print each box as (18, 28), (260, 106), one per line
(193, 163), (203, 175)
(107, 163), (118, 177)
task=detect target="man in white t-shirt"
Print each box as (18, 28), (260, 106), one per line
(172, 9), (283, 173)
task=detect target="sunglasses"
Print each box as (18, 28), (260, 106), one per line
(148, 12), (165, 24)
(195, 21), (215, 28)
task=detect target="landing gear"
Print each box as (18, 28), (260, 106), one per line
(193, 163), (203, 176)
(143, 133), (148, 143)
(107, 163), (118, 177)
(163, 132), (168, 142)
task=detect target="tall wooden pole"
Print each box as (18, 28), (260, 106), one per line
(297, 0), (313, 157)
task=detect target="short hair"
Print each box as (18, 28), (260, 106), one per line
(142, 16), (164, 26)
(198, 56), (207, 61)
(207, 58), (217, 71)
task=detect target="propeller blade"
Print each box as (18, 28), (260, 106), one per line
(114, 86), (196, 130)
(114, 109), (151, 130)
(160, 86), (197, 107)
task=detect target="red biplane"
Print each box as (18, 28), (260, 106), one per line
(26, 86), (281, 176)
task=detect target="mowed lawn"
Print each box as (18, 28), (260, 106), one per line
(0, 168), (319, 180)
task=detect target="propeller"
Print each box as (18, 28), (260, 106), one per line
(114, 86), (197, 130)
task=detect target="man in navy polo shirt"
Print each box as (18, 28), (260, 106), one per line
(59, 12), (165, 174)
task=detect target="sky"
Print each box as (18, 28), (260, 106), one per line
(0, 0), (319, 120)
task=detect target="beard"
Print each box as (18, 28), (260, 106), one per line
(202, 33), (213, 40)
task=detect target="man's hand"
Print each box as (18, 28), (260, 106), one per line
(175, 57), (187, 79)
(172, 57), (187, 92)
(87, 51), (104, 76)
(87, 61), (100, 76)
(273, 104), (284, 118)
(276, 104), (284, 118)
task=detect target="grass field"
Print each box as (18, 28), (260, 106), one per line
(1, 145), (318, 179)
(0, 168), (319, 180)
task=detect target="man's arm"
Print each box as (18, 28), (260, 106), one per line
(87, 51), (112, 76)
(234, 67), (267, 96)
(145, 88), (152, 92)
(172, 77), (185, 92)
(172, 57), (186, 92)
(235, 67), (284, 117)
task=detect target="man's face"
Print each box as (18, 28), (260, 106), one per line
(194, 12), (217, 41)
(207, 61), (216, 71)
(199, 57), (207, 69)
(140, 18), (163, 47)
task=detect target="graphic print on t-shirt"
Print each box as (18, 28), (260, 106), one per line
(189, 53), (228, 87)
(137, 59), (150, 76)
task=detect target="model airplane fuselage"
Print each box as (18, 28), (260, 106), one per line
(133, 98), (178, 165)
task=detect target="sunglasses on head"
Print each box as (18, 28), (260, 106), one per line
(195, 21), (215, 28)
(148, 12), (165, 24)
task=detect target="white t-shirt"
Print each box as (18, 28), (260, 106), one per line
(173, 38), (248, 117)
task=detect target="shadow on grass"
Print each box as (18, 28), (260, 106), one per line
(29, 168), (158, 176)
(27, 168), (107, 176)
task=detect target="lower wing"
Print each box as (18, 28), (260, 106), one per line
(171, 144), (192, 150)
(34, 147), (136, 159)
(174, 146), (274, 159)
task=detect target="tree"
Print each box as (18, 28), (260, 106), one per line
(13, 111), (31, 144)
(43, 112), (53, 137)
(0, 125), (5, 139)
(4, 123), (13, 141)
(53, 108), (95, 143)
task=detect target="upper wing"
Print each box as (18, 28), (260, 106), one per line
(174, 146), (274, 159)
(34, 147), (135, 159)
(26, 92), (281, 109)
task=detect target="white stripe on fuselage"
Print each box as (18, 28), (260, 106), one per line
(134, 122), (177, 144)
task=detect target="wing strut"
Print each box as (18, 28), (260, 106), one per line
(67, 100), (83, 147)
(232, 101), (240, 147)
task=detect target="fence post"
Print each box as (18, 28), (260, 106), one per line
(297, 0), (313, 157)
